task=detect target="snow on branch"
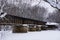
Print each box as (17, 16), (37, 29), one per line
(0, 0), (7, 18)
(44, 0), (60, 10)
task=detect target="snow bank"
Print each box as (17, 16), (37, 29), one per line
(0, 30), (60, 40)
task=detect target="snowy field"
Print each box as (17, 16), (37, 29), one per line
(0, 30), (60, 40)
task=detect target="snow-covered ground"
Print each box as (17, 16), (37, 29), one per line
(0, 30), (60, 40)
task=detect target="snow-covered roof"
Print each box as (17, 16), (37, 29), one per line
(0, 0), (60, 23)
(46, 22), (59, 25)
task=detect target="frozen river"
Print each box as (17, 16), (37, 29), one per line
(0, 30), (60, 40)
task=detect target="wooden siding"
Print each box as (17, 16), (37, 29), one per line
(0, 15), (46, 25)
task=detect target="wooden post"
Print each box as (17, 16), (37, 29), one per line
(36, 25), (41, 31)
(29, 25), (36, 31)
